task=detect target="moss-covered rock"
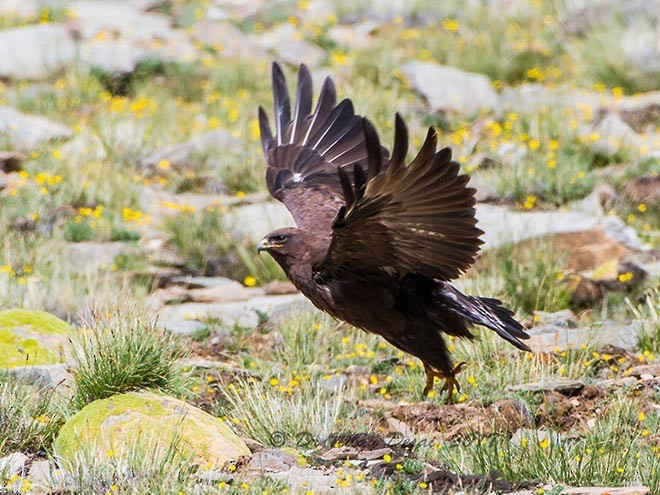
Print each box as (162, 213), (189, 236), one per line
(0, 309), (72, 368)
(54, 391), (251, 467)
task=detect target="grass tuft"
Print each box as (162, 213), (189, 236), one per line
(70, 311), (188, 409)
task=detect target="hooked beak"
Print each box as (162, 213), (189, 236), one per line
(257, 238), (277, 254)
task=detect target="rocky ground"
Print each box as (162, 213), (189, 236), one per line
(0, 0), (659, 494)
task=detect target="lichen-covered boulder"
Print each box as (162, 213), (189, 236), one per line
(54, 391), (251, 467)
(0, 309), (72, 368)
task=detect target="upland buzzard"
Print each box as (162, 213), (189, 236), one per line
(257, 63), (530, 400)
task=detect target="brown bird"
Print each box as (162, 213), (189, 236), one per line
(257, 63), (530, 401)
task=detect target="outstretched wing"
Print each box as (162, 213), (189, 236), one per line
(323, 114), (483, 281)
(259, 63), (386, 236)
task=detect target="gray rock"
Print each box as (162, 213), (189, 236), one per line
(57, 131), (107, 162)
(590, 113), (640, 155)
(0, 106), (73, 150)
(229, 202), (295, 244)
(508, 379), (584, 394)
(205, 0), (265, 22)
(253, 24), (325, 67)
(0, 452), (28, 477)
(401, 61), (499, 114)
(247, 449), (298, 473)
(319, 446), (359, 461)
(321, 374), (347, 392)
(143, 129), (242, 171)
(69, 1), (198, 65)
(622, 24), (660, 74)
(327, 23), (376, 49)
(27, 459), (52, 489)
(9, 364), (72, 389)
(79, 40), (149, 75)
(600, 216), (645, 250)
(498, 84), (603, 113)
(561, 0), (659, 35)
(158, 294), (310, 330)
(0, 23), (76, 80)
(268, 465), (355, 495)
(159, 319), (208, 336)
(171, 276), (242, 289)
(534, 310), (577, 325)
(189, 21), (268, 60)
(475, 204), (599, 250)
(528, 319), (645, 352)
(0, 0), (38, 18)
(58, 242), (139, 274)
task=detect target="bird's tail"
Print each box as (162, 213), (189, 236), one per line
(434, 283), (531, 352)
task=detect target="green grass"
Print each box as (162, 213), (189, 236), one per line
(70, 312), (188, 409)
(0, 373), (64, 456)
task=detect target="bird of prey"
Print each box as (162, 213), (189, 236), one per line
(257, 63), (530, 401)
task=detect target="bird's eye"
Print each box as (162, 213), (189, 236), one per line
(271, 234), (287, 243)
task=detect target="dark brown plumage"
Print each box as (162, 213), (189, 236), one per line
(257, 63), (530, 401)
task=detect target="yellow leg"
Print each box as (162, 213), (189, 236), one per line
(423, 362), (466, 403)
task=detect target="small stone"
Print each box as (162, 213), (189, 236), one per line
(531, 310), (576, 327)
(189, 21), (268, 61)
(9, 364), (72, 389)
(358, 448), (394, 461)
(170, 276), (242, 289)
(247, 449), (298, 473)
(627, 364), (660, 378)
(253, 24), (324, 67)
(159, 319), (208, 337)
(0, 106), (73, 150)
(0, 452), (28, 477)
(319, 446), (359, 461)
(321, 374), (347, 392)
(263, 281), (297, 295)
(27, 459), (52, 488)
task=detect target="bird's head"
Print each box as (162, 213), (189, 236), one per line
(258, 227), (304, 259)
(258, 227), (328, 273)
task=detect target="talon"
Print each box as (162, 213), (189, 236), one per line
(422, 362), (466, 404)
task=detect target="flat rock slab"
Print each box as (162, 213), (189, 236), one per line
(0, 23), (76, 80)
(476, 204), (599, 250)
(528, 320), (645, 352)
(158, 294), (312, 330)
(0, 106), (73, 150)
(508, 379), (585, 394)
(402, 61), (499, 114)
